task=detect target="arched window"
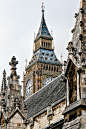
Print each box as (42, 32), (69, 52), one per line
(42, 41), (43, 47)
(46, 65), (48, 70)
(46, 42), (47, 48)
(49, 66), (50, 71)
(57, 67), (58, 72)
(43, 65), (45, 70)
(44, 42), (45, 47)
(51, 66), (53, 71)
(54, 66), (56, 72)
(48, 43), (50, 48)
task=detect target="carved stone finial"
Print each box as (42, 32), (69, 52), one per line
(9, 56), (18, 76)
(3, 69), (6, 79)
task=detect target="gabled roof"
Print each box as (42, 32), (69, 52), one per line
(25, 74), (66, 119)
(65, 56), (78, 76)
(36, 6), (52, 39)
(8, 108), (26, 120)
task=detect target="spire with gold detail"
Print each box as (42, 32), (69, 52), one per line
(35, 2), (52, 39)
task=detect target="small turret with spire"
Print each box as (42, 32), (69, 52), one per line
(1, 69), (6, 94)
(2, 69), (6, 90)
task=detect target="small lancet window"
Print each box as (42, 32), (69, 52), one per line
(57, 67), (58, 72)
(46, 65), (48, 70)
(42, 41), (43, 47)
(54, 67), (56, 72)
(43, 65), (45, 70)
(46, 42), (47, 47)
(51, 66), (53, 71)
(44, 42), (45, 47)
(49, 66), (50, 71)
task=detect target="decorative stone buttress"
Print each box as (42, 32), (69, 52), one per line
(23, 3), (62, 99)
(63, 0), (86, 128)
(0, 56), (28, 129)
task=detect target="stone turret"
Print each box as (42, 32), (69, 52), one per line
(1, 70), (6, 93)
(0, 56), (28, 129)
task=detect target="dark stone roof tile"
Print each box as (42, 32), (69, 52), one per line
(25, 74), (66, 119)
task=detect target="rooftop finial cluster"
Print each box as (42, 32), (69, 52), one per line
(41, 2), (45, 12)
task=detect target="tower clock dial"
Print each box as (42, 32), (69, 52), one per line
(26, 79), (33, 97)
(44, 77), (54, 86)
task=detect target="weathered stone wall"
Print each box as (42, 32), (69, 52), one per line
(27, 101), (65, 129)
(6, 113), (26, 129)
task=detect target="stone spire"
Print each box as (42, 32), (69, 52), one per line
(1, 69), (6, 93)
(2, 69), (6, 90)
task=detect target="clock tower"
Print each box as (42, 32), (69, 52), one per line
(23, 3), (62, 98)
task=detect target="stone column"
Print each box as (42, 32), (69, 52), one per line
(77, 72), (80, 100)
(35, 73), (38, 92)
(32, 71), (35, 93)
(67, 79), (69, 106)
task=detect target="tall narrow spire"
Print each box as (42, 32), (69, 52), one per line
(1, 69), (6, 92)
(2, 69), (6, 90)
(35, 3), (52, 39)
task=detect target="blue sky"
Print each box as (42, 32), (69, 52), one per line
(0, 0), (80, 89)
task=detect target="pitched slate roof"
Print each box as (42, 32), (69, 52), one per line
(26, 49), (62, 71)
(36, 8), (51, 38)
(24, 74), (66, 119)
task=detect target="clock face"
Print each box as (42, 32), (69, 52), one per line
(26, 79), (33, 97)
(44, 77), (54, 86)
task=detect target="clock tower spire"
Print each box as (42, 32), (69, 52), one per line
(23, 3), (62, 98)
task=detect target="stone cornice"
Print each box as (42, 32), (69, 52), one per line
(63, 99), (86, 115)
